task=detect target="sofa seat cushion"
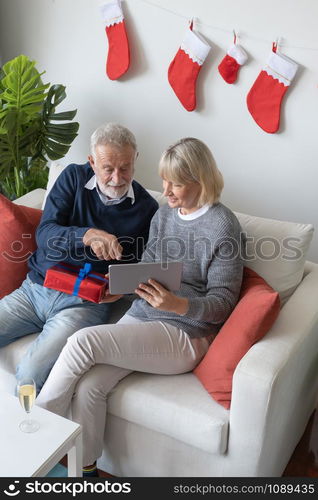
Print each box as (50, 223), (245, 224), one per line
(107, 371), (229, 455)
(0, 334), (37, 377)
(0, 334), (38, 393)
(1, 337), (229, 455)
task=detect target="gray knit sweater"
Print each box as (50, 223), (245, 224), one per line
(127, 203), (244, 338)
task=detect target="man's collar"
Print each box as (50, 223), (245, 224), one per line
(85, 175), (135, 204)
(124, 183), (135, 204)
(84, 175), (97, 190)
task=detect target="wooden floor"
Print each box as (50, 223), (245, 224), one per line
(283, 409), (318, 477)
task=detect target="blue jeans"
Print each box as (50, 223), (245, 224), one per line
(0, 275), (111, 392)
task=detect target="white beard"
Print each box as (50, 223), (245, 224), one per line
(97, 181), (128, 199)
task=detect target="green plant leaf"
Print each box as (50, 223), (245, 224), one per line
(35, 84), (79, 161)
(46, 122), (79, 132)
(50, 110), (78, 121)
(0, 55), (48, 116)
(0, 55), (79, 198)
(48, 84), (67, 108)
(43, 145), (65, 160)
(44, 138), (71, 155)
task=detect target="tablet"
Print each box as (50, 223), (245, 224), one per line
(108, 261), (183, 295)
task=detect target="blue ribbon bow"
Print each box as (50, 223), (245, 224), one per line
(53, 262), (108, 298)
(73, 263), (93, 297)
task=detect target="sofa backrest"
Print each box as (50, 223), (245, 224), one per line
(234, 212), (313, 304)
(44, 163), (313, 303)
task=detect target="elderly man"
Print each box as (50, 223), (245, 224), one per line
(0, 123), (158, 391)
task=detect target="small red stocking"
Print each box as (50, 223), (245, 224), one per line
(100, 0), (130, 80)
(218, 42), (247, 84)
(246, 44), (298, 133)
(168, 22), (211, 111)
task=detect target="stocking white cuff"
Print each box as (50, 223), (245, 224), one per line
(180, 28), (211, 66)
(227, 44), (248, 65)
(100, 0), (124, 27)
(264, 51), (298, 86)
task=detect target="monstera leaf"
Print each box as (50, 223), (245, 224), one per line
(0, 55), (79, 199)
(37, 84), (79, 161)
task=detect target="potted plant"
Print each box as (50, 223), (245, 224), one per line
(0, 54), (79, 199)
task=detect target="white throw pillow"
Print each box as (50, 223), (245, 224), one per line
(146, 189), (166, 206)
(41, 162), (66, 209)
(235, 211), (314, 304)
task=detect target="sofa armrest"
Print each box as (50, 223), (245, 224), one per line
(13, 188), (46, 209)
(226, 261), (318, 476)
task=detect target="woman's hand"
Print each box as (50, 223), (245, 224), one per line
(135, 279), (189, 315)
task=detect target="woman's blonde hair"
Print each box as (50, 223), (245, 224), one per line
(159, 137), (224, 206)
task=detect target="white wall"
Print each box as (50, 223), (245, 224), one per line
(0, 0), (317, 262)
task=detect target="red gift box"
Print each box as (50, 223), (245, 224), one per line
(43, 262), (108, 303)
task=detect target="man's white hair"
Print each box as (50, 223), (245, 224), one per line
(90, 123), (137, 158)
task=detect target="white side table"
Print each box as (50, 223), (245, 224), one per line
(0, 392), (82, 477)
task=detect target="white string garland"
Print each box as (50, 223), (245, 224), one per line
(134, 0), (318, 52)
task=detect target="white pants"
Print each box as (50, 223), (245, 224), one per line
(36, 314), (211, 466)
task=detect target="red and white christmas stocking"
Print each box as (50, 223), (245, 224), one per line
(218, 41), (247, 84)
(168, 22), (211, 111)
(246, 44), (298, 133)
(100, 0), (130, 80)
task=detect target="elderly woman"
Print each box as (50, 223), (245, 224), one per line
(36, 137), (244, 476)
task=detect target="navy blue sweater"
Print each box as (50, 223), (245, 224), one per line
(28, 162), (158, 284)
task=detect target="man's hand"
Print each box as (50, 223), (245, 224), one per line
(99, 292), (123, 304)
(135, 279), (189, 315)
(83, 228), (123, 260)
(98, 273), (123, 303)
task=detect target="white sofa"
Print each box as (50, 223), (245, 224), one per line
(1, 179), (318, 477)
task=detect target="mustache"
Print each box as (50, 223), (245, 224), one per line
(105, 182), (127, 187)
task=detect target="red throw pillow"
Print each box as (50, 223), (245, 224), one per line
(0, 194), (42, 299)
(193, 267), (280, 409)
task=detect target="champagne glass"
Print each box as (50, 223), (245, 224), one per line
(17, 377), (40, 433)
